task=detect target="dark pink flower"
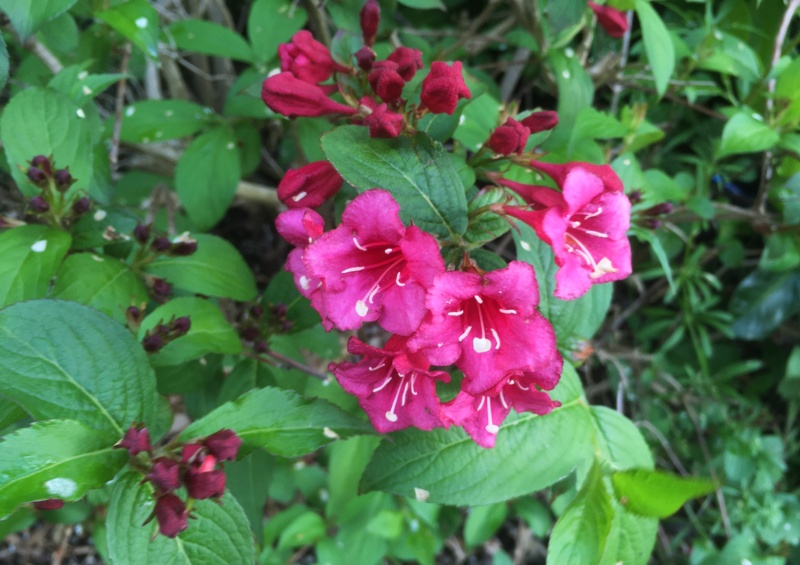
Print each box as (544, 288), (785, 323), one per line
(355, 46), (376, 71)
(154, 493), (188, 538)
(387, 47), (423, 81)
(365, 103), (405, 138)
(487, 118), (530, 155)
(184, 454), (226, 500)
(147, 457), (181, 493)
(502, 165), (632, 300)
(303, 189), (444, 335)
(409, 261), (560, 395)
(116, 425), (151, 456)
(262, 72), (357, 118)
(279, 30), (348, 84)
(520, 111), (559, 134)
(330, 335), (449, 433)
(368, 60), (406, 103)
(278, 161), (343, 208)
(588, 1), (629, 38)
(420, 61), (471, 115)
(203, 429), (242, 461)
(360, 0), (381, 47)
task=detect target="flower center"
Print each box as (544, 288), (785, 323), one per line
(345, 237), (407, 317)
(448, 295), (515, 353)
(564, 231), (617, 279)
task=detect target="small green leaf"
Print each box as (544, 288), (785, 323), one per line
(0, 0), (77, 41)
(48, 65), (125, 106)
(730, 269), (800, 339)
(278, 511), (326, 549)
(167, 19), (253, 62)
(635, 0), (675, 97)
(599, 498), (658, 565)
(611, 469), (716, 518)
(464, 503), (508, 548)
(0, 35), (8, 92)
(145, 234), (257, 301)
(176, 126), (241, 230)
(138, 297), (242, 367)
(96, 0), (159, 59)
(179, 387), (373, 457)
(248, 0), (308, 64)
(0, 225), (71, 308)
(718, 112), (780, 158)
(630, 225), (676, 294)
(0, 420), (127, 519)
(119, 99), (212, 143)
(590, 406), (653, 470)
(396, 0), (444, 8)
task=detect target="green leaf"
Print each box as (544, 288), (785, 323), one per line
(0, 399), (27, 431)
(611, 469), (716, 518)
(0, 420), (126, 519)
(360, 364), (593, 505)
(48, 64), (125, 106)
(0, 225), (71, 308)
(138, 297), (242, 367)
(321, 126), (468, 239)
(225, 449), (273, 544)
(144, 234), (257, 301)
(569, 107), (627, 156)
(262, 271), (320, 334)
(396, 0), (444, 8)
(453, 93), (500, 151)
(630, 225), (676, 294)
(176, 126), (241, 230)
(107, 472), (255, 564)
(599, 498), (658, 565)
(179, 387), (373, 457)
(167, 19), (253, 62)
(248, 0), (308, 64)
(0, 35), (8, 92)
(464, 503), (508, 548)
(52, 253), (148, 324)
(545, 51), (594, 148)
(718, 112), (780, 159)
(776, 57), (800, 125)
(634, 0), (675, 97)
(119, 99), (213, 143)
(0, 0), (77, 41)
(590, 407), (653, 470)
(1, 88), (93, 198)
(0, 300), (159, 436)
(464, 188), (512, 245)
(96, 0), (159, 59)
(759, 232), (800, 272)
(278, 511), (326, 549)
(730, 269), (800, 339)
(547, 463), (613, 565)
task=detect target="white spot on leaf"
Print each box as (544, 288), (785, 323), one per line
(31, 240), (47, 253)
(45, 478), (77, 497)
(93, 210), (107, 222)
(135, 17), (148, 28)
(414, 488), (429, 502)
(323, 427), (339, 439)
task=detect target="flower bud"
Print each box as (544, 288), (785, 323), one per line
(34, 499), (65, 511)
(142, 334), (165, 353)
(279, 30), (343, 84)
(387, 47), (423, 81)
(368, 60), (405, 103)
(71, 197), (91, 216)
(147, 458), (181, 492)
(152, 279), (172, 297)
(643, 202), (673, 216)
(170, 317), (191, 337)
(27, 167), (48, 186)
(181, 443), (205, 465)
(262, 72), (357, 118)
(355, 46), (376, 71)
(154, 493), (188, 538)
(30, 155), (53, 175)
(588, 1), (629, 38)
(28, 195), (50, 213)
(360, 0), (381, 47)
(204, 429), (243, 461)
(250, 306), (264, 318)
(520, 111), (559, 134)
(133, 224), (151, 244)
(241, 325), (260, 341)
(364, 103), (405, 138)
(169, 240), (198, 256)
(152, 237), (171, 252)
(278, 161), (343, 208)
(184, 467), (226, 500)
(628, 190), (642, 204)
(254, 340), (268, 353)
(420, 61), (471, 115)
(487, 118), (530, 155)
(54, 169), (74, 192)
(117, 425), (152, 456)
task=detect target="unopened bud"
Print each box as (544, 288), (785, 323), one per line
(250, 306), (264, 318)
(254, 340), (268, 353)
(34, 499), (65, 511)
(171, 317), (191, 337)
(27, 167), (48, 186)
(203, 429), (242, 461)
(355, 46), (376, 71)
(116, 425), (151, 456)
(71, 197), (91, 215)
(54, 169), (74, 192)
(240, 326), (260, 341)
(30, 155), (52, 175)
(643, 218), (662, 230)
(154, 494), (188, 538)
(28, 195), (50, 213)
(152, 237), (171, 252)
(133, 224), (151, 244)
(142, 334), (165, 353)
(126, 306), (142, 325)
(152, 279), (172, 297)
(628, 190), (642, 204)
(360, 0), (381, 47)
(169, 240), (198, 256)
(273, 303), (288, 318)
(147, 458), (181, 492)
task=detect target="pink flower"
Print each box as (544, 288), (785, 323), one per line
(262, 72), (357, 118)
(588, 1), (629, 38)
(487, 117), (530, 155)
(520, 111), (559, 134)
(330, 335), (449, 433)
(501, 164), (631, 300)
(364, 103), (405, 138)
(355, 46), (376, 71)
(409, 261), (560, 395)
(184, 454), (226, 500)
(278, 30), (348, 84)
(154, 493), (188, 538)
(368, 60), (406, 103)
(360, 0), (381, 47)
(277, 161), (343, 208)
(147, 457), (181, 492)
(203, 429), (242, 461)
(303, 189), (444, 335)
(420, 61), (471, 115)
(387, 47), (423, 81)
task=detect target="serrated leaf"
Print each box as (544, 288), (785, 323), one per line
(119, 99), (212, 143)
(167, 19), (253, 62)
(179, 387), (373, 457)
(599, 498), (658, 565)
(611, 469), (716, 518)
(248, 0), (308, 64)
(138, 297), (242, 367)
(730, 269), (800, 339)
(48, 65), (125, 106)
(0, 225), (71, 308)
(106, 472), (255, 564)
(0, 300), (159, 436)
(630, 225), (676, 294)
(52, 254), (148, 324)
(0, 0), (77, 41)
(360, 364), (592, 505)
(464, 503), (508, 548)
(96, 0), (159, 59)
(718, 112), (780, 158)
(144, 234), (256, 301)
(321, 126), (468, 239)
(176, 126), (241, 230)
(0, 420), (126, 519)
(590, 406), (653, 470)
(635, 0), (675, 97)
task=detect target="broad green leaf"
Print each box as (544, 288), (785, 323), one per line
(167, 19), (253, 62)
(96, 0), (159, 59)
(464, 188), (512, 245)
(599, 498), (658, 565)
(360, 364), (593, 505)
(176, 126), (241, 230)
(464, 503), (508, 548)
(635, 0), (675, 97)
(611, 469), (716, 518)
(631, 225), (676, 294)
(0, 399), (27, 431)
(0, 420), (126, 519)
(776, 57), (800, 125)
(0, 300), (159, 436)
(718, 112), (780, 158)
(396, 0), (444, 8)
(1, 88), (93, 198)
(547, 463), (613, 565)
(0, 225), (71, 308)
(321, 126), (468, 239)
(144, 234), (256, 301)
(326, 436), (382, 520)
(0, 35), (8, 92)
(179, 387), (373, 457)
(138, 297), (242, 367)
(278, 511), (326, 549)
(225, 449), (273, 544)
(47, 64), (125, 107)
(590, 407), (653, 470)
(545, 51), (594, 148)
(453, 93), (500, 151)
(52, 254), (148, 324)
(0, 0), (77, 41)
(759, 232), (800, 272)
(730, 269), (800, 339)
(262, 271), (320, 334)
(568, 107), (627, 157)
(248, 0), (307, 64)
(107, 472), (254, 564)
(119, 99), (212, 143)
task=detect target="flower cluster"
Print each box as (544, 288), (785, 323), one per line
(23, 155), (89, 223)
(116, 426), (242, 538)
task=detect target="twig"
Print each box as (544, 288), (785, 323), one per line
(302, 0), (331, 47)
(638, 420), (689, 475)
(24, 36), (63, 74)
(609, 10), (633, 115)
(110, 42), (132, 176)
(255, 350), (329, 380)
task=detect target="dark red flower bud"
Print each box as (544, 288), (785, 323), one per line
(30, 155), (52, 175)
(365, 103), (405, 138)
(250, 306), (264, 318)
(643, 218), (662, 230)
(117, 425), (151, 456)
(420, 61), (471, 115)
(273, 303), (289, 318)
(133, 224), (151, 244)
(181, 443), (205, 465)
(262, 72), (357, 118)
(154, 493), (188, 538)
(54, 169), (74, 192)
(184, 467), (226, 500)
(170, 317), (191, 337)
(152, 279), (172, 297)
(520, 111), (559, 134)
(368, 60), (406, 103)
(203, 429), (242, 462)
(644, 202), (673, 216)
(71, 197), (91, 215)
(28, 195), (50, 213)
(152, 237), (171, 252)
(254, 340), (268, 353)
(282, 319), (294, 332)
(278, 161), (343, 208)
(588, 1), (629, 38)
(147, 458), (181, 492)
(487, 118), (530, 155)
(628, 190), (642, 204)
(279, 30), (345, 84)
(360, 0), (381, 47)
(126, 306), (142, 326)
(34, 499), (65, 511)
(142, 334), (165, 353)
(27, 167), (48, 186)
(241, 325), (260, 341)
(387, 47), (423, 81)
(170, 241), (198, 256)
(355, 46), (376, 71)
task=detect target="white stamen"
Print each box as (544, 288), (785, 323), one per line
(498, 308), (517, 315)
(353, 237), (368, 251)
(372, 376), (392, 392)
(477, 396), (486, 411)
(386, 373), (405, 422)
(342, 266), (365, 274)
(499, 390), (508, 409)
(410, 374), (418, 395)
(369, 362), (386, 372)
(490, 328), (501, 350)
(485, 399), (499, 434)
(458, 326), (472, 342)
(395, 272), (405, 286)
(473, 337), (492, 353)
(368, 285), (380, 303)
(291, 191), (307, 202)
(385, 411), (398, 422)
(384, 248), (393, 254)
(401, 381), (410, 406)
(356, 300), (369, 316)
(580, 206), (603, 220)
(299, 276), (311, 290)
(514, 380), (530, 391)
(474, 295), (483, 304)
(448, 310), (464, 316)
(590, 257), (617, 279)
(581, 229), (609, 238)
